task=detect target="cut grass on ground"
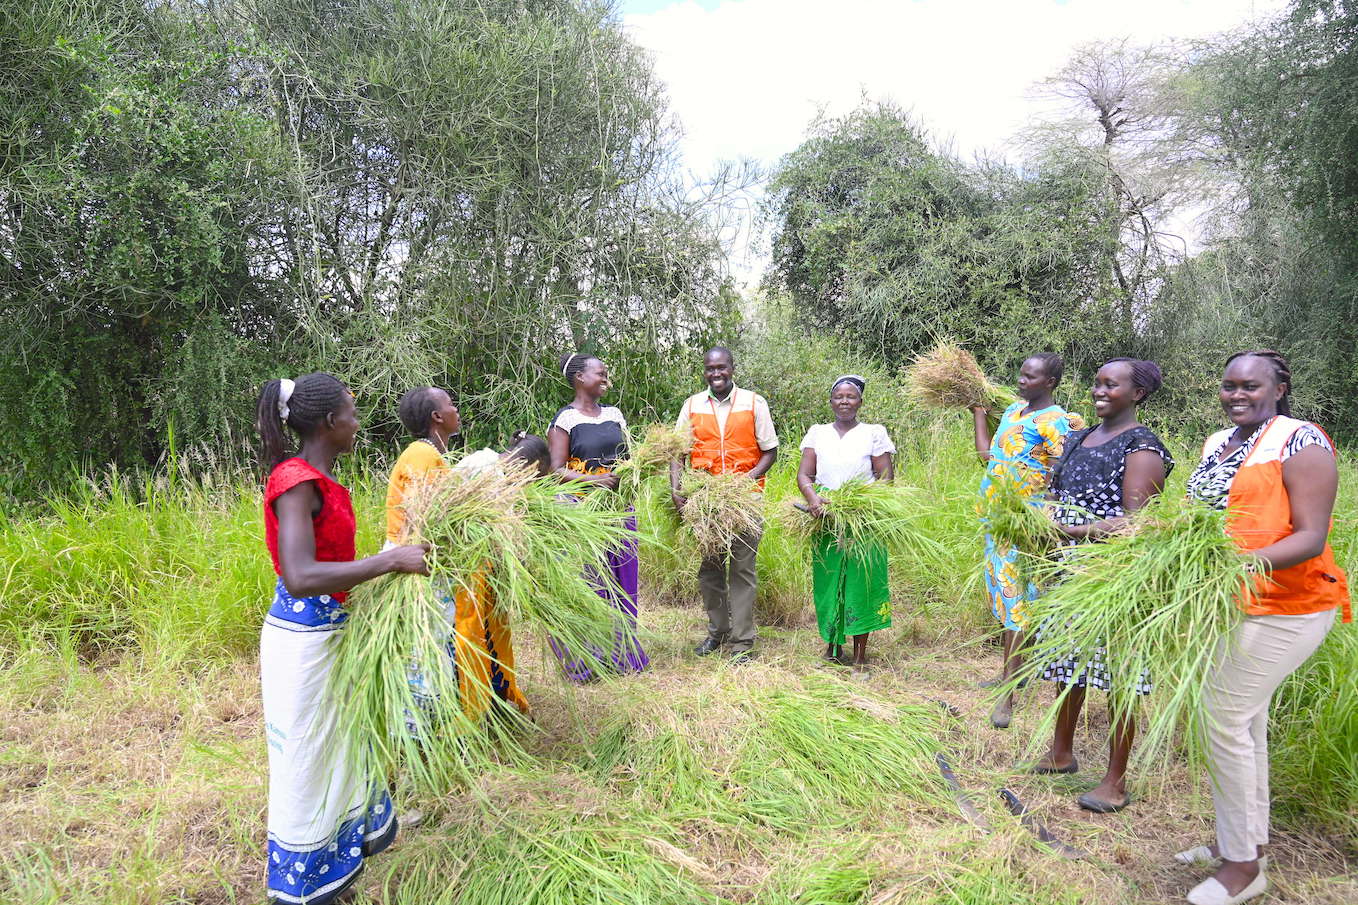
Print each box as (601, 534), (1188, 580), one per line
(3, 603), (1354, 905)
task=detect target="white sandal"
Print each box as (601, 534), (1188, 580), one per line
(1173, 845), (1267, 869)
(1185, 871), (1266, 905)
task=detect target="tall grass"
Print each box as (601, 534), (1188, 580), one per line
(0, 470), (273, 666)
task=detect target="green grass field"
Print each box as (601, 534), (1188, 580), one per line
(1, 421), (1354, 904)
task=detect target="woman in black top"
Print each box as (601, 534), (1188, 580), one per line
(546, 353), (649, 681)
(1030, 358), (1174, 813)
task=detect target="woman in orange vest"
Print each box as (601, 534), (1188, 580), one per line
(385, 387), (531, 719)
(1177, 351), (1348, 905)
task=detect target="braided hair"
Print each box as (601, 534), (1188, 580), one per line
(506, 430), (550, 475)
(1104, 357), (1163, 404)
(1226, 350), (1292, 417)
(255, 373), (350, 473)
(559, 352), (598, 388)
(397, 386), (440, 439)
(1026, 352), (1064, 386)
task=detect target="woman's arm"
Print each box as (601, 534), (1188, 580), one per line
(871, 451), (894, 483)
(797, 448), (825, 516)
(548, 424), (618, 490)
(275, 484), (428, 599)
(971, 406), (993, 464)
(1059, 448), (1167, 541)
(1249, 445), (1339, 571)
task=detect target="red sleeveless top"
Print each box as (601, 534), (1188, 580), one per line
(264, 458), (357, 603)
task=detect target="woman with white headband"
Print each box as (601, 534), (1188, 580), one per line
(254, 374), (429, 905)
(796, 374), (896, 673)
(546, 352), (649, 681)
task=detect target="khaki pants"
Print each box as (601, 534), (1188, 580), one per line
(1205, 608), (1336, 861)
(698, 529), (760, 652)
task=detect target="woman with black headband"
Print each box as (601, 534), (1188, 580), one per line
(796, 375), (896, 672)
(1031, 357), (1174, 814)
(546, 352), (649, 681)
(1175, 351), (1348, 905)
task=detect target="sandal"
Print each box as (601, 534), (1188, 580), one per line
(1026, 757), (1079, 775)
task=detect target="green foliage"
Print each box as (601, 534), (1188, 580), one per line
(0, 0), (739, 502)
(763, 103), (1121, 383)
(0, 469), (273, 666)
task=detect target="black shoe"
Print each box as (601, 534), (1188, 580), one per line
(694, 636), (724, 656)
(730, 648), (758, 664)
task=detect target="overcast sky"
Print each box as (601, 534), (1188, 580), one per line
(617, 0), (1287, 278)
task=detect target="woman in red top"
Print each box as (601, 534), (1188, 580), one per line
(255, 373), (428, 905)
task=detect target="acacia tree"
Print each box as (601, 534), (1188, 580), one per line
(762, 102), (1113, 379)
(1024, 39), (1206, 342)
(0, 0), (740, 499)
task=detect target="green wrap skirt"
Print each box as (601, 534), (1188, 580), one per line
(812, 532), (891, 645)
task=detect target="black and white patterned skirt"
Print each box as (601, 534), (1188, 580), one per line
(1039, 631), (1152, 695)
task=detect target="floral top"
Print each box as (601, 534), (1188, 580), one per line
(1049, 426), (1174, 530)
(979, 402), (1083, 511)
(1186, 419), (1332, 510)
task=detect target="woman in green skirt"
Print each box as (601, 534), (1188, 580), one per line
(797, 375), (896, 671)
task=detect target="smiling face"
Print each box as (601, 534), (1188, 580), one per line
(1220, 355), (1285, 427)
(830, 382), (863, 422)
(1017, 357), (1056, 403)
(575, 358), (610, 399)
(704, 349), (734, 398)
(1090, 360), (1143, 420)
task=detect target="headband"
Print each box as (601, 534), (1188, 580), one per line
(831, 374), (866, 393)
(277, 378), (296, 423)
(561, 353), (580, 378)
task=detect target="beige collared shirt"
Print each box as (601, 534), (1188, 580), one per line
(674, 385), (779, 451)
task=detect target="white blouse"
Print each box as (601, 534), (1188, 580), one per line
(799, 422), (896, 490)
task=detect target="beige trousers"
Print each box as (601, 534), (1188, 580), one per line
(698, 529), (760, 652)
(1205, 608), (1336, 861)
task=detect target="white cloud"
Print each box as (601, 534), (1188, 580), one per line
(621, 0), (1287, 278)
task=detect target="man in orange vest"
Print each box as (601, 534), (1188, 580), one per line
(670, 346), (779, 661)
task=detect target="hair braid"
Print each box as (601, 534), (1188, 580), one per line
(559, 352), (596, 387)
(1105, 357), (1164, 404)
(1226, 350), (1292, 416)
(254, 373), (349, 473)
(1027, 352), (1064, 385)
(398, 386), (439, 439)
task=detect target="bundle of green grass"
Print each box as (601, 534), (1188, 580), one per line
(781, 478), (942, 563)
(906, 340), (1017, 412)
(1009, 494), (1254, 771)
(611, 423), (691, 504)
(330, 459), (635, 796)
(678, 470), (765, 557)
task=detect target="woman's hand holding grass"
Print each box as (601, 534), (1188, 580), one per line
(383, 543), (431, 576)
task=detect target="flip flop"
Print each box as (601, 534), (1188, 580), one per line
(1026, 757), (1079, 775)
(1077, 790), (1131, 813)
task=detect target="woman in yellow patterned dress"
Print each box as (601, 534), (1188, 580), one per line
(972, 353), (1083, 729)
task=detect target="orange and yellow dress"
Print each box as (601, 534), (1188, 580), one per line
(386, 440), (529, 718)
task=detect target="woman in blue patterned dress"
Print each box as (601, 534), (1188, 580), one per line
(972, 353), (1083, 729)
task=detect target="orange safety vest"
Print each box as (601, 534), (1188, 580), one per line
(1204, 416), (1351, 621)
(688, 388), (766, 484)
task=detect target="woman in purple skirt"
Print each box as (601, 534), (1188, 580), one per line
(546, 351), (650, 681)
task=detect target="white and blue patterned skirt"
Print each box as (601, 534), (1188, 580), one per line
(261, 579), (399, 904)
